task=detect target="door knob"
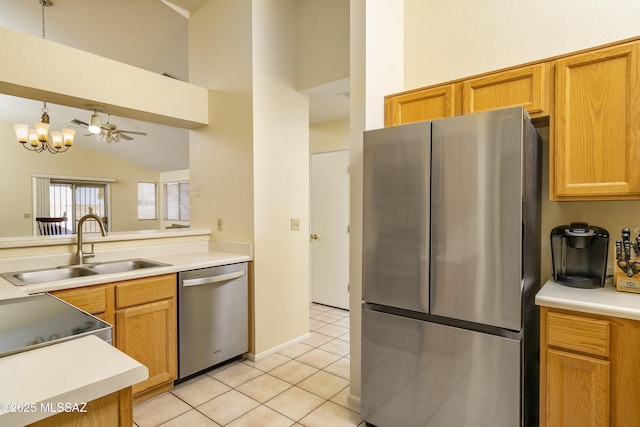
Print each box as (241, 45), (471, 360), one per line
(310, 234), (318, 240)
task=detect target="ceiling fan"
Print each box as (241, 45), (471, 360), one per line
(70, 113), (147, 143)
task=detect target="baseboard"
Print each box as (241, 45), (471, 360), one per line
(347, 393), (361, 413)
(245, 332), (311, 362)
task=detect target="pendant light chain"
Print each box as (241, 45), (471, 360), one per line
(12, 0), (75, 154)
(41, 1), (45, 39)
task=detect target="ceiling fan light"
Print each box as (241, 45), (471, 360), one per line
(88, 112), (101, 134)
(62, 128), (75, 147)
(14, 124), (29, 144)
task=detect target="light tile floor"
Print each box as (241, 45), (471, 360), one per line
(133, 303), (364, 427)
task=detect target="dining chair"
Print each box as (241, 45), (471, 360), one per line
(35, 212), (69, 235)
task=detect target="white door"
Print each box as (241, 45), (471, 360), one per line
(310, 150), (350, 310)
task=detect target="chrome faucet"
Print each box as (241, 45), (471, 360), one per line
(76, 214), (107, 265)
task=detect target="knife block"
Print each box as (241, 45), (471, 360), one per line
(615, 269), (640, 293)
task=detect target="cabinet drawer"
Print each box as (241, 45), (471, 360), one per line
(547, 312), (610, 357)
(116, 274), (176, 309)
(51, 285), (107, 315)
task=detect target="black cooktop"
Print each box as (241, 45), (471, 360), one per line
(0, 293), (112, 357)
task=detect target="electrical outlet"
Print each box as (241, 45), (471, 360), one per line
(217, 218), (223, 231)
(291, 218), (300, 231)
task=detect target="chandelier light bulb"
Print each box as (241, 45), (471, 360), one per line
(28, 129), (39, 147)
(14, 124), (29, 143)
(62, 128), (75, 147)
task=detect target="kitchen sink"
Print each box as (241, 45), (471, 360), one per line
(85, 259), (170, 274)
(0, 259), (170, 286)
(4, 267), (98, 286)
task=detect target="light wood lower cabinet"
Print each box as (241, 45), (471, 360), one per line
(50, 273), (177, 404)
(28, 388), (132, 427)
(540, 307), (640, 427)
(117, 298), (177, 402)
(546, 349), (609, 427)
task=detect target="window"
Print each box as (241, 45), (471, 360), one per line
(138, 182), (157, 220)
(164, 181), (190, 221)
(36, 177), (110, 234)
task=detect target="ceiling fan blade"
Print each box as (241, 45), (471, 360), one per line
(117, 130), (147, 136)
(70, 118), (89, 127)
(119, 133), (134, 141)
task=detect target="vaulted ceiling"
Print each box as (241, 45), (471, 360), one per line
(0, 0), (349, 172)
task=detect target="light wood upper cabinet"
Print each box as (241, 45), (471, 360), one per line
(462, 63), (550, 118)
(385, 84), (456, 126)
(552, 42), (640, 200)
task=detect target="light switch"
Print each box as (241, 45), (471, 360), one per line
(291, 218), (300, 231)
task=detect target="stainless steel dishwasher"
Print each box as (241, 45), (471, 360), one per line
(177, 262), (248, 381)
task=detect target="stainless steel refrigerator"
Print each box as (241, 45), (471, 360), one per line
(361, 106), (541, 427)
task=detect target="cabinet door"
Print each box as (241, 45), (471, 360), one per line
(51, 284), (115, 325)
(116, 299), (177, 396)
(462, 63), (550, 118)
(546, 349), (609, 427)
(385, 84), (456, 126)
(553, 42), (640, 199)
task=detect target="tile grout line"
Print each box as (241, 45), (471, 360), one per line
(135, 304), (359, 426)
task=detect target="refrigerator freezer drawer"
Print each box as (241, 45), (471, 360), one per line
(362, 308), (521, 427)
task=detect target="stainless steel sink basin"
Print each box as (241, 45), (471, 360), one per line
(85, 259), (170, 274)
(2, 267), (98, 286)
(0, 258), (170, 286)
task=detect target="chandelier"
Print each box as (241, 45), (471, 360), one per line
(13, 0), (75, 154)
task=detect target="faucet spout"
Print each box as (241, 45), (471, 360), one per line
(76, 214), (107, 265)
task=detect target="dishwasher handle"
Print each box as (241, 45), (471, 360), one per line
(182, 270), (246, 287)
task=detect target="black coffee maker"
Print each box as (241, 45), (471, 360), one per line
(551, 222), (609, 288)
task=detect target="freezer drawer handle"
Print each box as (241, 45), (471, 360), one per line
(182, 270), (246, 287)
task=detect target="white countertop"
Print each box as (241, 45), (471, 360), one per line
(536, 277), (640, 321)
(0, 250), (251, 294)
(0, 335), (148, 426)
(0, 228), (213, 250)
(0, 243), (251, 425)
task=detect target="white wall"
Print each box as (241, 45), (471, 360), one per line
(0, 121), (160, 236)
(252, 0), (310, 356)
(310, 119), (349, 154)
(188, 0), (255, 245)
(404, 0), (640, 90)
(364, 2), (404, 129)
(350, 0), (640, 402)
(298, 0), (350, 90)
(189, 0), (310, 357)
(0, 0), (188, 81)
